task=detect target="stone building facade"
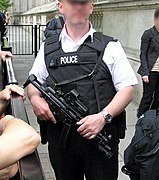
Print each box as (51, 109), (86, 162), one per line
(9, 0), (53, 24)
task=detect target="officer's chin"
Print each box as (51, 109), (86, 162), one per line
(71, 18), (88, 25)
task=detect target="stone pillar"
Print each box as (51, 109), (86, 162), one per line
(27, 16), (30, 25)
(33, 15), (37, 25)
(41, 15), (46, 25)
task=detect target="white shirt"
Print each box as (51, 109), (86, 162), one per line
(29, 25), (138, 91)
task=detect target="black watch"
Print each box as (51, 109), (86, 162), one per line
(101, 110), (112, 124)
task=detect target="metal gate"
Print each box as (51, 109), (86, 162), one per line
(38, 25), (46, 50)
(6, 25), (46, 57)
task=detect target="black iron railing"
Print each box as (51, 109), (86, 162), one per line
(5, 25), (46, 57)
(6, 25), (34, 55)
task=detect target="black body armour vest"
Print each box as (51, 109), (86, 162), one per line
(44, 32), (117, 115)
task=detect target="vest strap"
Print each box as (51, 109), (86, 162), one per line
(55, 70), (95, 87)
(92, 32), (110, 111)
(91, 32), (117, 111)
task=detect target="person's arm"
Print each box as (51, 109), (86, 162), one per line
(138, 30), (152, 83)
(0, 50), (13, 61)
(0, 85), (25, 116)
(0, 115), (41, 170)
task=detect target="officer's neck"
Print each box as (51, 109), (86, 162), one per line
(65, 22), (90, 43)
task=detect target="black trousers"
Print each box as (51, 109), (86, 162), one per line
(47, 122), (119, 180)
(138, 71), (159, 118)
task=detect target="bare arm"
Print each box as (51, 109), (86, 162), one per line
(77, 86), (134, 139)
(0, 115), (41, 170)
(139, 30), (151, 77)
(102, 86), (134, 117)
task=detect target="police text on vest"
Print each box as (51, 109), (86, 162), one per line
(60, 55), (78, 65)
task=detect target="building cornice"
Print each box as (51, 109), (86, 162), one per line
(94, 0), (159, 11)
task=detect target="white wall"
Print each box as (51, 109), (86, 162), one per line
(103, 9), (154, 50)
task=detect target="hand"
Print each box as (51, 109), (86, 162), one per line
(30, 95), (56, 123)
(0, 51), (13, 61)
(142, 75), (149, 84)
(76, 112), (105, 139)
(0, 115), (14, 134)
(0, 85), (25, 102)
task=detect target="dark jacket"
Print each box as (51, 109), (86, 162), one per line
(44, 17), (64, 39)
(138, 26), (159, 76)
(122, 110), (159, 180)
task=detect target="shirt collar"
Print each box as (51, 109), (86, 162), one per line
(59, 23), (96, 43)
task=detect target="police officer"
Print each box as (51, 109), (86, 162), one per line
(28, 0), (138, 179)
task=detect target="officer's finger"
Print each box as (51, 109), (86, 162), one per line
(87, 134), (96, 139)
(80, 128), (89, 135)
(76, 117), (87, 126)
(47, 110), (56, 124)
(36, 110), (50, 121)
(41, 113), (52, 121)
(38, 115), (48, 121)
(77, 123), (87, 133)
(83, 132), (92, 139)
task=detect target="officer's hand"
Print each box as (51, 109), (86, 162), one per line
(0, 50), (13, 61)
(76, 113), (105, 139)
(30, 95), (56, 123)
(0, 85), (25, 102)
(142, 75), (149, 84)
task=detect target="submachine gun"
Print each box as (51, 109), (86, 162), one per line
(23, 74), (113, 159)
